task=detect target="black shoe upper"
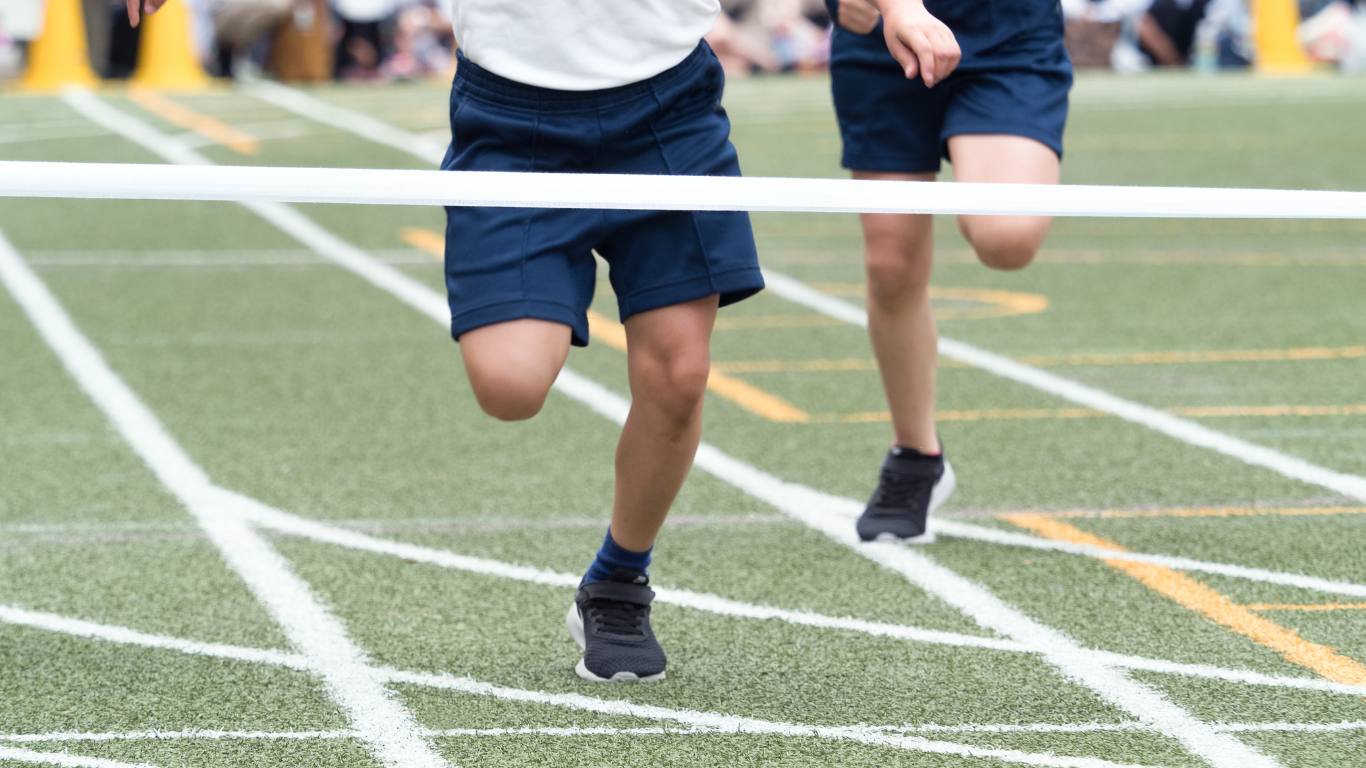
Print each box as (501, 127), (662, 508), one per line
(575, 568), (666, 679)
(857, 447), (945, 541)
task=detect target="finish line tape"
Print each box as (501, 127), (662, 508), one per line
(2, 161), (1365, 218)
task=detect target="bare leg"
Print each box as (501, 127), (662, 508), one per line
(609, 295), (719, 552)
(948, 134), (1060, 270)
(856, 170), (941, 454)
(459, 318), (572, 421)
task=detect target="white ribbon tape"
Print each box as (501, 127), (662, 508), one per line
(1, 161), (1364, 218)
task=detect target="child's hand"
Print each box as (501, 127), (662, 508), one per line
(127, 0), (167, 27)
(837, 0), (882, 35)
(877, 0), (960, 87)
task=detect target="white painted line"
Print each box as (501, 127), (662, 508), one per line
(933, 520), (1366, 598)
(0, 216), (446, 768)
(7, 157), (1366, 219)
(5, 719), (1363, 745)
(223, 92), (1290, 768)
(225, 490), (1022, 654)
(0, 746), (161, 768)
(0, 605), (310, 670)
(0, 730), (348, 744)
(246, 82), (447, 165)
(759, 268), (1366, 504)
(385, 668), (1165, 768)
(6, 601), (1362, 768)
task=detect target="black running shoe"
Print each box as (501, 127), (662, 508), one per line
(856, 447), (956, 543)
(565, 567), (666, 682)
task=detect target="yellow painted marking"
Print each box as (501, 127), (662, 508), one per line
(1246, 603), (1366, 612)
(586, 310), (810, 423)
(127, 89), (259, 154)
(712, 315), (844, 330)
(809, 284), (1049, 320)
(1003, 514), (1366, 688)
(808, 404), (1366, 424)
(1007, 505), (1366, 521)
(401, 227), (446, 258)
(1017, 345), (1366, 368)
(711, 359), (880, 374)
(1169, 404), (1366, 418)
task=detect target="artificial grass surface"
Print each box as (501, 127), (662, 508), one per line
(2, 72), (1365, 767)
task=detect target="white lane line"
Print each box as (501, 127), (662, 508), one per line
(222, 489), (1020, 653)
(246, 82), (448, 166)
(220, 92), (1283, 768)
(10, 587), (1365, 698)
(227, 497), (1366, 695)
(23, 93), (1182, 768)
(0, 605), (1350, 768)
(7, 719), (1365, 744)
(0, 746), (160, 768)
(933, 520), (1366, 598)
(385, 668), (1164, 768)
(0, 221), (446, 768)
(759, 269), (1366, 503)
(0, 605), (309, 670)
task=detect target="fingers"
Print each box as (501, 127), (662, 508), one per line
(127, 0), (140, 26)
(885, 34), (920, 81)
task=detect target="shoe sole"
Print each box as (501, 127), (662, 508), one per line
(860, 459), (957, 544)
(564, 603), (666, 683)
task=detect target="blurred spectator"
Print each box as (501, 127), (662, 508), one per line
(1, 0), (42, 76)
(1299, 0), (1366, 70)
(1062, 0), (1250, 70)
(706, 0), (830, 76)
(203, 0), (292, 76)
(381, 0), (451, 79)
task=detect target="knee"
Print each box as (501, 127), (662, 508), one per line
(960, 217), (1047, 271)
(864, 248), (932, 309)
(632, 350), (710, 423)
(465, 364), (555, 421)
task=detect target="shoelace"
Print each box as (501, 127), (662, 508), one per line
(587, 598), (646, 636)
(871, 471), (935, 511)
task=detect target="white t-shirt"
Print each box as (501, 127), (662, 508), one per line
(452, 0), (721, 90)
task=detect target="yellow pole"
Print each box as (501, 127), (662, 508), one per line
(19, 0), (100, 90)
(1254, 0), (1312, 73)
(132, 0), (209, 89)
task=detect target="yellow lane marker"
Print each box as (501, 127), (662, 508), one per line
(1004, 505), (1366, 521)
(1169, 404), (1366, 418)
(714, 345), (1366, 374)
(585, 310), (811, 423)
(401, 227), (445, 258)
(807, 404), (1366, 424)
(1017, 345), (1366, 367)
(127, 89), (259, 154)
(712, 315), (844, 330)
(1246, 603), (1366, 612)
(1002, 514), (1366, 688)
(808, 284), (1049, 320)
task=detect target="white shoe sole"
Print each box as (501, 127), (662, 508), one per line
(565, 602), (665, 683)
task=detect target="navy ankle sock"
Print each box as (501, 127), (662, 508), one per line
(583, 528), (651, 584)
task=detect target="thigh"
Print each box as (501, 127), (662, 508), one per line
(946, 134), (1059, 185)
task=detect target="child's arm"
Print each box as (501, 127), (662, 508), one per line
(868, 0), (961, 86)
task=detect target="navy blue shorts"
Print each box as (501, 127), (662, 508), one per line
(441, 44), (764, 347)
(830, 26), (1072, 174)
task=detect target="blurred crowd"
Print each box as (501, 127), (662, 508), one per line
(1, 0), (1364, 82)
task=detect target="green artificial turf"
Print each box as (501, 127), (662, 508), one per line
(2, 71), (1366, 768)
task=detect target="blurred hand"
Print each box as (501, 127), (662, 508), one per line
(876, 0), (960, 87)
(837, 0), (882, 35)
(127, 0), (168, 27)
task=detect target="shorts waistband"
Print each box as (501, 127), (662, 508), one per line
(453, 42), (713, 110)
